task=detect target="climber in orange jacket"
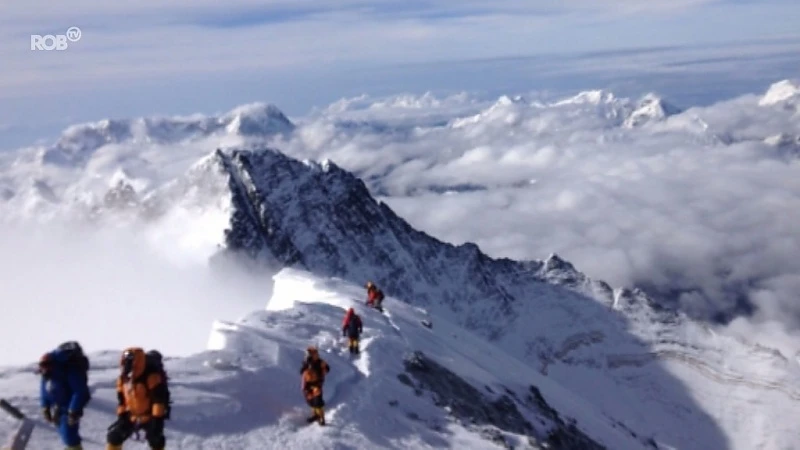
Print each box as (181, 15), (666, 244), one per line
(300, 346), (330, 425)
(106, 348), (169, 450)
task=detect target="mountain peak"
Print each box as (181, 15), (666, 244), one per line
(449, 95), (526, 128)
(211, 145), (654, 326)
(225, 102), (285, 117)
(542, 252), (574, 272)
(222, 102), (295, 137)
(623, 92), (682, 128)
(759, 79), (800, 106)
(554, 89), (616, 106)
(495, 95), (526, 106)
(47, 119), (133, 165)
(37, 103), (295, 168)
(196, 146), (796, 449)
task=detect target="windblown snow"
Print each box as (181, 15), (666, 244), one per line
(0, 269), (641, 450)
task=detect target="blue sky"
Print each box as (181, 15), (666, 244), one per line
(0, 0), (799, 149)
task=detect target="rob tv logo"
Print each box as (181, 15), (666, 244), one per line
(31, 27), (82, 51)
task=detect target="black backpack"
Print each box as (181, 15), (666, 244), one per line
(144, 350), (172, 420)
(300, 357), (328, 379)
(55, 341), (91, 402)
(346, 315), (362, 334)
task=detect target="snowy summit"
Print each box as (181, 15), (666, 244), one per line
(622, 93), (682, 128)
(759, 79), (800, 107)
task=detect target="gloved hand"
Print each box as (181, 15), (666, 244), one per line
(42, 407), (54, 424)
(67, 410), (81, 426)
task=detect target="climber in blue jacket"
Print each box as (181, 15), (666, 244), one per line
(38, 341), (92, 450)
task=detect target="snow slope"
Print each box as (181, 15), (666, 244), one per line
(206, 146), (800, 449)
(0, 269), (643, 449)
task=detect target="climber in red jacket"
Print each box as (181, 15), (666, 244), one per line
(341, 308), (363, 354)
(365, 281), (384, 310)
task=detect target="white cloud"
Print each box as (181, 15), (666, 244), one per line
(2, 0), (798, 103)
(2, 76), (800, 360)
(0, 221), (274, 366)
(272, 81), (800, 352)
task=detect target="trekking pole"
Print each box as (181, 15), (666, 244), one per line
(1, 399), (34, 450)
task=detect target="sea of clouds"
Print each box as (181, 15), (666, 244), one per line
(278, 81), (800, 354)
(1, 78), (798, 361)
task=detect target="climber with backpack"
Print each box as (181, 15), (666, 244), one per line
(300, 346), (330, 425)
(37, 341), (92, 450)
(106, 348), (171, 450)
(341, 308), (363, 354)
(365, 281), (385, 311)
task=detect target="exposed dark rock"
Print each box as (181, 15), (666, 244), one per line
(401, 351), (605, 450)
(526, 385), (561, 423)
(396, 373), (413, 387)
(212, 147), (646, 344)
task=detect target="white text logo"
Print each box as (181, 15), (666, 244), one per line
(31, 27), (82, 51)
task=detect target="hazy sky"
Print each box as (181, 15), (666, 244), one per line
(1, 0), (799, 149)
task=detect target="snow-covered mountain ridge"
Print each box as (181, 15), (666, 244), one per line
(200, 146), (800, 449)
(0, 269), (645, 449)
(4, 79), (797, 225)
(3, 79), (798, 225)
(44, 102), (294, 167)
(447, 90), (681, 131)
